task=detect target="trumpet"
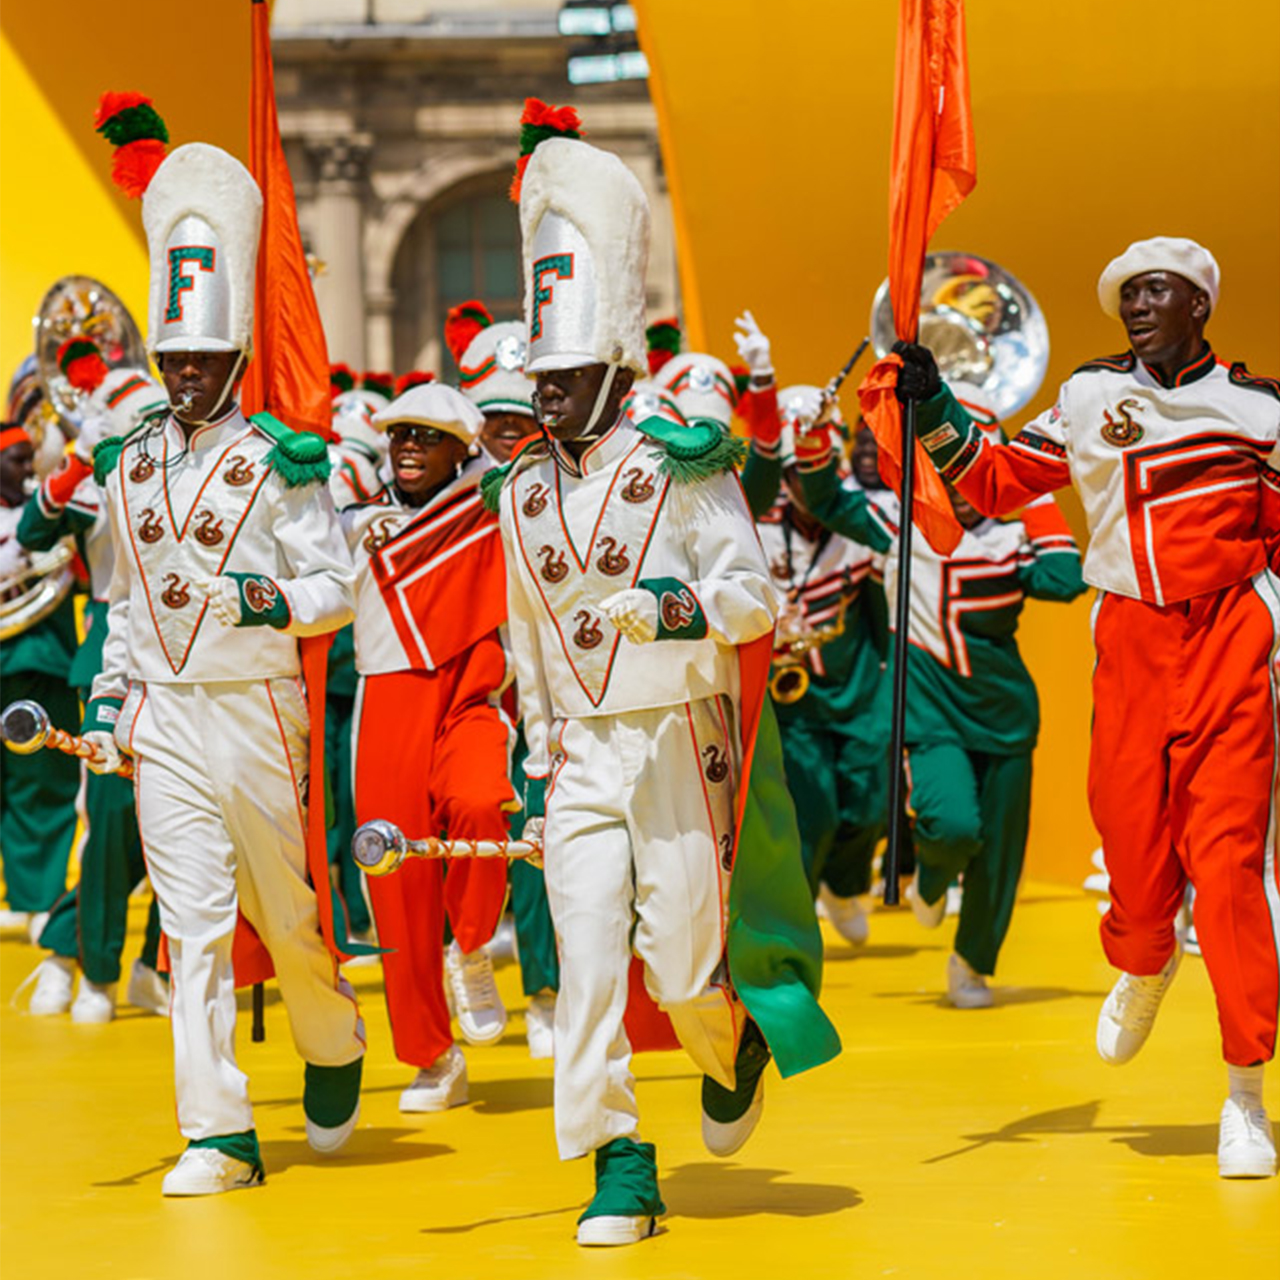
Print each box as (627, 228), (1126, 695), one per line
(768, 599), (850, 704)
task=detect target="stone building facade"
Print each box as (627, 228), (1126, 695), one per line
(271, 0), (678, 378)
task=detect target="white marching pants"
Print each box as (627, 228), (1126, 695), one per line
(542, 697), (745, 1160)
(120, 678), (365, 1140)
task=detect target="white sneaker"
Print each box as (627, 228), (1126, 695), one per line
(945, 884), (963, 917)
(817, 886), (869, 947)
(0, 909), (31, 934)
(71, 977), (117, 1024)
(161, 1147), (263, 1196)
(1096, 947), (1181, 1065)
(488, 916), (518, 962)
(126, 959), (170, 1017)
(525, 991), (556, 1059)
(1218, 1095), (1277, 1178)
(306, 1102), (361, 1156)
(906, 878), (946, 929)
(27, 911), (49, 945)
(445, 940), (508, 1045)
(946, 953), (993, 1009)
(27, 956), (75, 1016)
(399, 1045), (468, 1112)
(577, 1214), (658, 1246)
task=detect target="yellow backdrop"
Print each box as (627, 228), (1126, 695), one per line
(634, 0), (1279, 883)
(0, 3), (251, 384)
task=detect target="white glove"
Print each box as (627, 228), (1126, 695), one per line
(521, 815), (545, 847)
(0, 536), (28, 580)
(733, 310), (774, 379)
(73, 414), (111, 463)
(601, 588), (658, 645)
(784, 386), (825, 429)
(199, 576), (242, 627)
(82, 731), (123, 776)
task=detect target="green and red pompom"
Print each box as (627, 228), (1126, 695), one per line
(730, 364), (752, 405)
(646, 318), (681, 376)
(361, 371), (395, 401)
(395, 370), (436, 396)
(57, 338), (109, 394)
(510, 99), (583, 203)
(94, 91), (169, 199)
(330, 363), (358, 397)
(445, 300), (493, 365)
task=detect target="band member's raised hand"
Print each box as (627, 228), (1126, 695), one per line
(733, 311), (774, 382)
(600, 588), (659, 644)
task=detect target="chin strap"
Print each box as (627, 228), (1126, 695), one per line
(173, 351), (246, 429)
(580, 363), (619, 439)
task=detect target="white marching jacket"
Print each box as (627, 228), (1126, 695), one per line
(499, 420), (779, 779)
(90, 408), (355, 710)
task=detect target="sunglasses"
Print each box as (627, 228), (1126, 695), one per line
(388, 424), (447, 446)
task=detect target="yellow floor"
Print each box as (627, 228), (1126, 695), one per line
(2, 885), (1276, 1279)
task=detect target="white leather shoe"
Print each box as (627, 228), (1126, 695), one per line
(126, 959), (170, 1016)
(445, 940), (508, 1045)
(306, 1102), (361, 1156)
(1218, 1095), (1277, 1178)
(577, 1214), (657, 1246)
(399, 1045), (468, 1113)
(946, 953), (993, 1009)
(817, 886), (869, 947)
(27, 956), (75, 1016)
(906, 878), (946, 929)
(71, 977), (117, 1024)
(161, 1147), (263, 1197)
(1096, 947), (1181, 1065)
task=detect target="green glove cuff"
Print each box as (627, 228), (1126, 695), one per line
(225, 572), (291, 630)
(82, 697), (122, 734)
(916, 386), (982, 482)
(637, 576), (709, 641)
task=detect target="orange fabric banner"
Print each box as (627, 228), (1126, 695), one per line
(241, 0), (333, 439)
(859, 0), (975, 555)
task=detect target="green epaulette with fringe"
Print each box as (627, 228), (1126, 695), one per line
(635, 414), (747, 484)
(250, 412), (332, 488)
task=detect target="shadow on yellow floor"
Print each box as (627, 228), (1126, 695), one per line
(2, 883), (1276, 1280)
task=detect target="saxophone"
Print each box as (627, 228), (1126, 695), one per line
(768, 596), (850, 704)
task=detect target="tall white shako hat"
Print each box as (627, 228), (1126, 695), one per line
(623, 377), (686, 426)
(512, 99), (649, 429)
(663, 353), (739, 431)
(778, 383), (846, 466)
(142, 143), (262, 358)
(445, 300), (534, 418)
(371, 383), (485, 453)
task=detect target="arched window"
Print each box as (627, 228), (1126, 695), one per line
(391, 173), (522, 376)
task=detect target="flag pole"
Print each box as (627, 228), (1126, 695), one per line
(882, 392), (917, 907)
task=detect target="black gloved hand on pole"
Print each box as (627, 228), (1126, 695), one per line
(891, 340), (941, 403)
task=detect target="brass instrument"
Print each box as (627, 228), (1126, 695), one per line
(869, 251), (1050, 419)
(0, 543), (76, 641)
(769, 598), (850, 704)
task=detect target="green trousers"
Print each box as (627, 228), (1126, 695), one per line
(778, 716), (886, 898)
(0, 672), (79, 912)
(908, 742), (1032, 976)
(38, 768), (162, 983)
(325, 691), (371, 936)
(508, 728), (559, 997)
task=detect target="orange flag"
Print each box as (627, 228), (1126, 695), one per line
(859, 0), (976, 555)
(241, 0), (333, 440)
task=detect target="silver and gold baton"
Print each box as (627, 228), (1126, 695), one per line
(352, 819), (543, 877)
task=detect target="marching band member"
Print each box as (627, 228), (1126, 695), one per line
(0, 398), (79, 942)
(804, 393), (1086, 1003)
(18, 352), (169, 1020)
(898, 237), (1280, 1176)
(447, 298), (558, 1056)
(343, 381), (514, 1108)
(81, 142), (364, 1195)
(489, 101), (839, 1246)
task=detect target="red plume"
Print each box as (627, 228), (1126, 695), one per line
(395, 370), (436, 396)
(445, 300), (493, 365)
(509, 98), (584, 203)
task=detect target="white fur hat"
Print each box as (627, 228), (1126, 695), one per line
(459, 320), (535, 417)
(1097, 237), (1220, 319)
(143, 143), (262, 355)
(661, 353), (738, 430)
(371, 383), (485, 448)
(623, 377), (686, 427)
(519, 136), (650, 376)
(91, 367), (168, 437)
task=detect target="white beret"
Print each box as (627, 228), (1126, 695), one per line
(371, 383), (485, 447)
(1097, 237), (1220, 319)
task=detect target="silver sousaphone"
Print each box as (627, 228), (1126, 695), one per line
(870, 251), (1050, 419)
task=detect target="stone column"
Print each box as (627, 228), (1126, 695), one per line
(365, 288), (397, 374)
(303, 136), (373, 368)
